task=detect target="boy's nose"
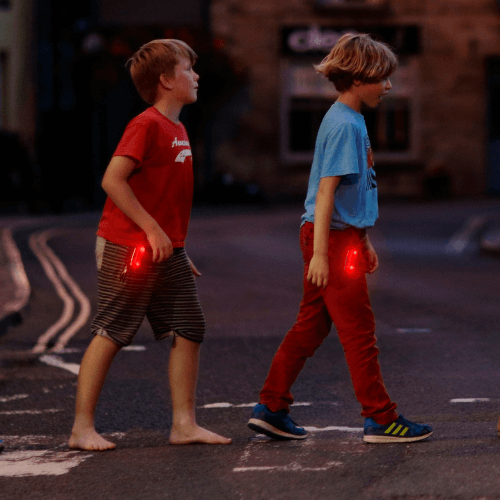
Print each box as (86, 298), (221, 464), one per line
(385, 78), (392, 90)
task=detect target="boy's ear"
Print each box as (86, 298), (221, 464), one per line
(159, 73), (173, 91)
(353, 79), (363, 87)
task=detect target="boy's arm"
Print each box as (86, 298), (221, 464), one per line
(101, 155), (173, 262)
(363, 234), (378, 274)
(307, 175), (342, 288)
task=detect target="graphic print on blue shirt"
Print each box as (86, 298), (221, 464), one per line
(366, 135), (377, 191)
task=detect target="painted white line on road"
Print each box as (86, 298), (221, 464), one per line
(450, 398), (491, 403)
(304, 425), (363, 433)
(38, 346), (146, 376)
(234, 461), (343, 473)
(199, 402), (312, 409)
(39, 354), (80, 376)
(55, 345), (146, 354)
(1, 228), (31, 315)
(30, 232), (75, 353)
(122, 345), (147, 351)
(0, 409), (62, 415)
(0, 450), (92, 477)
(0, 394), (29, 403)
(39, 230), (92, 353)
(30, 229), (91, 354)
(396, 328), (431, 333)
(446, 216), (488, 254)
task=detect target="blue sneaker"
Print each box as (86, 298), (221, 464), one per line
(248, 403), (307, 440)
(364, 415), (433, 443)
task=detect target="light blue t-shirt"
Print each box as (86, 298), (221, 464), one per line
(301, 101), (378, 230)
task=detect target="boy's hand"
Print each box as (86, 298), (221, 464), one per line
(187, 256), (202, 277)
(307, 254), (329, 288)
(146, 227), (173, 262)
(363, 238), (379, 274)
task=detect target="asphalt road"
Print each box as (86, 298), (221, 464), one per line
(1, 200), (500, 500)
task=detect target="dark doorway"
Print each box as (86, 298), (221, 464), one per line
(486, 57), (500, 195)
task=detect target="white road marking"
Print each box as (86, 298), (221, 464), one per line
(304, 426), (363, 433)
(0, 394), (29, 403)
(1, 228), (31, 316)
(396, 328), (432, 333)
(39, 354), (80, 376)
(0, 409), (62, 415)
(450, 398), (491, 403)
(38, 346), (146, 376)
(446, 216), (488, 254)
(234, 461), (343, 472)
(30, 229), (91, 353)
(29, 231), (75, 353)
(199, 402), (312, 409)
(0, 450), (92, 477)
(122, 345), (147, 351)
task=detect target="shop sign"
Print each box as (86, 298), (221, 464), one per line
(282, 25), (420, 56)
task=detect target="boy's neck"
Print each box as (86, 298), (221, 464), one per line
(154, 97), (183, 124)
(336, 93), (362, 114)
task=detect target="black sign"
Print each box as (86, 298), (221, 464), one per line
(282, 25), (420, 56)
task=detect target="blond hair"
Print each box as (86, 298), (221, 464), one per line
(126, 39), (197, 105)
(315, 33), (397, 92)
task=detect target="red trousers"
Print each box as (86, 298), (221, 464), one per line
(260, 222), (398, 425)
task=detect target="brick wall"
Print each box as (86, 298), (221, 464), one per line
(211, 0), (500, 198)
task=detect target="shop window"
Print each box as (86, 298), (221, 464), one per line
(280, 57), (419, 165)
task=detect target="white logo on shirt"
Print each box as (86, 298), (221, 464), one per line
(175, 149), (192, 163)
(172, 137), (190, 148)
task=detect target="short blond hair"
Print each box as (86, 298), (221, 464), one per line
(315, 33), (397, 92)
(126, 39), (197, 105)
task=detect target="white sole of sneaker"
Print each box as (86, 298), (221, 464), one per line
(248, 419), (307, 440)
(363, 431), (433, 443)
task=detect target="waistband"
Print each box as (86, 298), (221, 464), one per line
(302, 221), (366, 238)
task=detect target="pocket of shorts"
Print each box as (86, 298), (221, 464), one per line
(96, 236), (106, 271)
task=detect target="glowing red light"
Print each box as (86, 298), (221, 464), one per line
(344, 246), (360, 278)
(131, 246), (146, 269)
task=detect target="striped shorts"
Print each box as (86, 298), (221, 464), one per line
(91, 237), (205, 347)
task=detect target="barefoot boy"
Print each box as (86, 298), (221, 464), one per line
(69, 39), (231, 450)
(248, 34), (432, 443)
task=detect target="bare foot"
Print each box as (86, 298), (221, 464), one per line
(69, 429), (116, 451)
(169, 424), (232, 445)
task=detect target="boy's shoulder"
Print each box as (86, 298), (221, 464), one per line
(126, 107), (187, 137)
(326, 102), (363, 127)
(321, 103), (365, 140)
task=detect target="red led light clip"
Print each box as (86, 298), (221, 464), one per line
(344, 246), (361, 278)
(120, 245), (147, 282)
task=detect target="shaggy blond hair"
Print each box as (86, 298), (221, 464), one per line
(315, 33), (397, 92)
(126, 39), (197, 105)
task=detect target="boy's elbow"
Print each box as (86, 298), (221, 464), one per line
(101, 175), (113, 194)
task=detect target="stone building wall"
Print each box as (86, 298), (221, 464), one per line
(211, 0), (500, 198)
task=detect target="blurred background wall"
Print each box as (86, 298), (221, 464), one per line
(1, 0), (500, 213)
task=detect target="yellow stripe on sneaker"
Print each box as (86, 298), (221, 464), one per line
(400, 427), (409, 436)
(384, 423), (396, 434)
(392, 424), (403, 435)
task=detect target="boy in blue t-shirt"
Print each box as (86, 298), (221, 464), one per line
(249, 34), (433, 443)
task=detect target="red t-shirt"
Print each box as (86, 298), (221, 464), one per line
(97, 107), (194, 248)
